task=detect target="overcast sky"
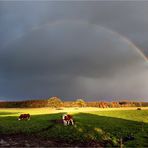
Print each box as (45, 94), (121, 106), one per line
(0, 1), (148, 101)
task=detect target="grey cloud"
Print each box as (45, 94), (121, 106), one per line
(0, 22), (145, 77)
(1, 1), (148, 56)
(0, 1), (148, 101)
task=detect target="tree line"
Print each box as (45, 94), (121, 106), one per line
(0, 97), (147, 108)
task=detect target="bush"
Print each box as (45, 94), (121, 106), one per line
(47, 97), (63, 108)
(75, 99), (86, 107)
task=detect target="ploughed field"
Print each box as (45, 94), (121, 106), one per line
(0, 107), (148, 147)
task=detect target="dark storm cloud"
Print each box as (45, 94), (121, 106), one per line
(0, 1), (148, 101)
(1, 1), (148, 55)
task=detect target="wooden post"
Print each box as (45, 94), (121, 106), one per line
(142, 121), (144, 132)
(120, 137), (123, 148)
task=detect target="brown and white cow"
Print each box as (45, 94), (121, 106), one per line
(18, 114), (30, 120)
(62, 114), (74, 126)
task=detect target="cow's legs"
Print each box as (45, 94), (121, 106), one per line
(67, 120), (70, 125)
(70, 119), (74, 125)
(63, 120), (67, 126)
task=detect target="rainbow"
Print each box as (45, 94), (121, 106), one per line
(18, 20), (148, 63)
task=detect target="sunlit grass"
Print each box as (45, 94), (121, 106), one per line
(0, 106), (148, 116)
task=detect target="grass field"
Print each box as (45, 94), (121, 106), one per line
(0, 107), (148, 147)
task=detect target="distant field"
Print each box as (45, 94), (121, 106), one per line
(0, 107), (148, 147)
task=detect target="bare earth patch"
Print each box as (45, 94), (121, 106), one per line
(0, 134), (58, 147)
(0, 134), (102, 147)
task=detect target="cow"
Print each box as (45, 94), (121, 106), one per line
(62, 114), (74, 126)
(137, 107), (142, 110)
(18, 114), (30, 120)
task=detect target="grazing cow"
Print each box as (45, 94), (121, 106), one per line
(18, 114), (30, 120)
(137, 107), (142, 110)
(62, 114), (74, 126)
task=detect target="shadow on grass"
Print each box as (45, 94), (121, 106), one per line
(0, 112), (148, 147)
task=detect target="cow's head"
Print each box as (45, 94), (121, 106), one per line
(62, 114), (67, 120)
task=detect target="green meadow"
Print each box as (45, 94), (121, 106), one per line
(0, 107), (148, 147)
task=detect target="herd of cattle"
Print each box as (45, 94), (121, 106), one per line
(18, 113), (74, 126)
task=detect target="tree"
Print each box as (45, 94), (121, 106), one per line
(75, 99), (86, 107)
(47, 97), (63, 108)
